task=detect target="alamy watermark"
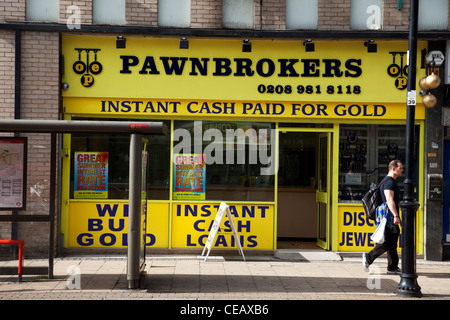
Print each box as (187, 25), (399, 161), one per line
(66, 265), (81, 290)
(172, 121), (277, 176)
(366, 5), (381, 30)
(66, 5), (81, 30)
(366, 265), (382, 290)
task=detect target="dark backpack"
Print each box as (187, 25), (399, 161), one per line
(362, 177), (390, 221)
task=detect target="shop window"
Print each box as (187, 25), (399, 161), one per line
(158, 0), (191, 27)
(69, 120), (171, 200)
(93, 0), (126, 25)
(222, 0), (254, 29)
(339, 124), (419, 203)
(350, 0), (382, 30)
(418, 0), (448, 30)
(173, 121), (275, 202)
(26, 0), (59, 22)
(286, 0), (318, 30)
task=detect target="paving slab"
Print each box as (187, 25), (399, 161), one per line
(0, 253), (448, 306)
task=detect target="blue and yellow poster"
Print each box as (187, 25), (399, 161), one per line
(74, 152), (108, 198)
(173, 154), (206, 200)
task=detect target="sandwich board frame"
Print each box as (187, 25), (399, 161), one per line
(201, 202), (246, 261)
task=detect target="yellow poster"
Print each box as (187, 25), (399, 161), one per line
(67, 201), (169, 248)
(338, 206), (381, 252)
(338, 205), (410, 252)
(338, 205), (422, 253)
(171, 203), (274, 250)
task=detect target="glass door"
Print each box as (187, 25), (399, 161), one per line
(317, 133), (331, 250)
(277, 127), (332, 250)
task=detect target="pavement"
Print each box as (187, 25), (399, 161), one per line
(1, 250), (450, 305)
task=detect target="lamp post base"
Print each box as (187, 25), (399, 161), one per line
(397, 274), (422, 298)
(397, 198), (421, 298)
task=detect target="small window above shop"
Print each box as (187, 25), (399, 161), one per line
(222, 0), (254, 29)
(93, 0), (126, 25)
(418, 0), (448, 30)
(26, 0), (59, 22)
(286, 0), (318, 30)
(158, 0), (191, 28)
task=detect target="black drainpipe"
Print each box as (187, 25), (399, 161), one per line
(260, 0), (263, 31)
(14, 29), (20, 121)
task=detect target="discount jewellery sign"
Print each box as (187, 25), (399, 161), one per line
(62, 36), (427, 120)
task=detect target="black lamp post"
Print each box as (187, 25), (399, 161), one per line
(397, 0), (422, 298)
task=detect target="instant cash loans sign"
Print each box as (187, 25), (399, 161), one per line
(62, 36), (427, 120)
(172, 203), (274, 250)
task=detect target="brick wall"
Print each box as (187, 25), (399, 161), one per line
(0, 0), (25, 23)
(0, 29), (59, 257)
(0, 30), (15, 118)
(260, 0), (286, 30)
(19, 31), (60, 256)
(318, 0), (351, 31)
(383, 0), (410, 31)
(126, 0), (157, 26)
(191, 0), (222, 28)
(20, 31), (60, 120)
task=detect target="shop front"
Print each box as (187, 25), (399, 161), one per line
(61, 35), (426, 254)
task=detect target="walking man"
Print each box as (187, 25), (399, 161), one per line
(363, 159), (403, 274)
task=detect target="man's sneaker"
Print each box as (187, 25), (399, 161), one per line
(387, 268), (401, 275)
(362, 253), (369, 271)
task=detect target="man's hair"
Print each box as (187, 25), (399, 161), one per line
(388, 159), (402, 171)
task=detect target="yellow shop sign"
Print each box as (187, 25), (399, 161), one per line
(62, 36), (427, 105)
(64, 97), (424, 121)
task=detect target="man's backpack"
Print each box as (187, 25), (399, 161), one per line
(362, 177), (390, 221)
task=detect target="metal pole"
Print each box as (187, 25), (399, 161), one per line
(397, 0), (422, 297)
(48, 133), (56, 279)
(0, 119), (167, 135)
(127, 133), (143, 289)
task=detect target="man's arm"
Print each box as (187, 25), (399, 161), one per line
(384, 189), (400, 225)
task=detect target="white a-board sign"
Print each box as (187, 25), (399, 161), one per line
(201, 202), (246, 261)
